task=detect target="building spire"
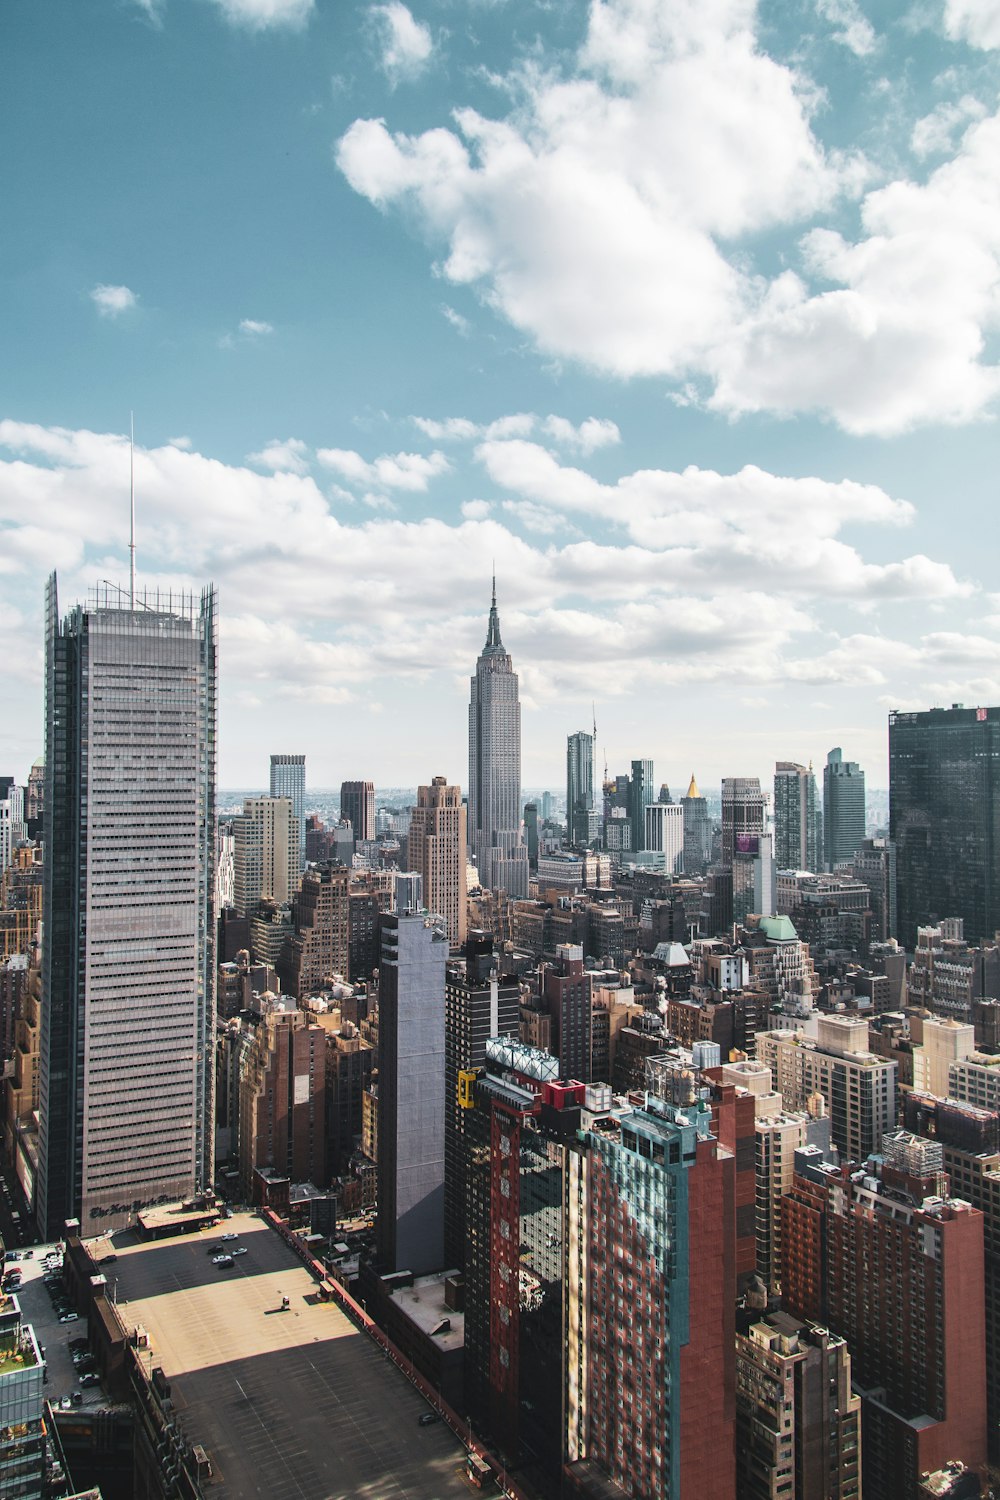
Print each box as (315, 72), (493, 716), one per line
(483, 573), (504, 652)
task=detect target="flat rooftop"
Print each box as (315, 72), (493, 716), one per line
(107, 1211), (470, 1499)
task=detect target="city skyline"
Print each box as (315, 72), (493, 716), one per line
(4, 2), (1000, 790)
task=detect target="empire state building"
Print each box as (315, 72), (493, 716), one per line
(468, 583), (529, 898)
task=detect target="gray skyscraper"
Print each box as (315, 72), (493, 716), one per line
(681, 773), (712, 875)
(774, 761), (821, 870)
(341, 779), (375, 845)
(566, 730), (595, 847)
(38, 577), (216, 1238)
(823, 747), (865, 870)
(721, 776), (766, 866)
(468, 583), (529, 897)
(628, 757), (654, 853)
(270, 753), (305, 861)
(890, 705), (1000, 949)
(376, 910), (448, 1275)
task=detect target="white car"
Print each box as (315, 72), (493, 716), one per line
(221, 1233), (238, 1242)
(231, 1246), (248, 1256)
(211, 1254), (234, 1267)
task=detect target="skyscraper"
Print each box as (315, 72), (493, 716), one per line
(628, 757), (654, 853)
(232, 795), (301, 917)
(566, 730), (595, 846)
(468, 582), (529, 897)
(773, 760), (821, 871)
(721, 776), (766, 866)
(643, 800), (684, 873)
(823, 747), (865, 870)
(443, 932), (520, 1271)
(269, 753), (306, 862)
(890, 705), (1000, 950)
(681, 772), (711, 875)
(376, 909), (448, 1275)
(341, 779), (375, 845)
(38, 576), (216, 1238)
(408, 775), (467, 946)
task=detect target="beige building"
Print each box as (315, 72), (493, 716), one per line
(233, 795), (301, 916)
(912, 1013), (976, 1099)
(757, 1015), (895, 1162)
(408, 777), (467, 946)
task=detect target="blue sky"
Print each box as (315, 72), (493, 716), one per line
(2, 0), (999, 796)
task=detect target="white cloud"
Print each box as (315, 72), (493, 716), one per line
(815, 0), (877, 56)
(911, 95), (986, 158)
(542, 415), (621, 453)
(167, 435), (192, 450)
(90, 284), (137, 318)
(316, 446), (451, 491)
(246, 437), (310, 473)
(370, 2), (433, 80)
(338, 0), (1000, 435)
(441, 304), (471, 336)
(205, 0), (314, 30)
(943, 0), (1000, 50)
(239, 318), (274, 336)
(0, 418), (986, 761)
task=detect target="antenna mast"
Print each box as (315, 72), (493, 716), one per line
(129, 413), (136, 605)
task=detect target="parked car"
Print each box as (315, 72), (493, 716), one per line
(211, 1255), (233, 1267)
(221, 1232), (238, 1242)
(59, 1313), (79, 1323)
(418, 1413), (441, 1426)
(78, 1373), (101, 1389)
(231, 1247), (248, 1257)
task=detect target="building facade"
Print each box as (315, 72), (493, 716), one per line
(889, 704), (1000, 950)
(341, 779), (376, 846)
(376, 910), (449, 1275)
(823, 748), (865, 871)
(269, 753), (306, 862)
(773, 761), (821, 872)
(408, 776), (468, 947)
(38, 577), (216, 1238)
(468, 584), (529, 898)
(233, 795), (301, 919)
(567, 731), (595, 847)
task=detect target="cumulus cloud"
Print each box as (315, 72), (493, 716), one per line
(911, 95), (987, 158)
(205, 0), (314, 29)
(0, 419), (983, 732)
(338, 0), (1000, 435)
(316, 445), (451, 491)
(815, 0), (877, 56)
(246, 437), (310, 473)
(239, 318), (274, 336)
(90, 284), (137, 318)
(542, 415), (621, 453)
(370, 2), (433, 80)
(943, 0), (1000, 50)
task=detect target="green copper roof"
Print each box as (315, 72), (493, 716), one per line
(759, 914), (798, 942)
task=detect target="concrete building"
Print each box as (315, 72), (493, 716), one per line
(376, 911), (449, 1275)
(889, 704), (1000, 949)
(341, 780), (375, 846)
(823, 748), (865, 871)
(758, 1015), (896, 1162)
(567, 730), (596, 847)
(443, 932), (520, 1273)
(644, 801), (684, 875)
(544, 943), (591, 1083)
(0, 1300), (45, 1500)
(735, 1307), (860, 1500)
(0, 781), (25, 879)
(949, 1050), (1000, 1113)
(269, 753), (306, 862)
(681, 772), (712, 876)
(468, 582), (529, 897)
(908, 919), (1000, 1023)
(773, 761), (821, 873)
(279, 864), (350, 999)
(782, 1139), (986, 1500)
(408, 776), (467, 947)
(233, 795), (301, 919)
(722, 777), (767, 867)
(849, 837), (897, 943)
(912, 1014), (976, 1099)
(239, 1008), (328, 1199)
(38, 577), (216, 1238)
(565, 1085), (738, 1499)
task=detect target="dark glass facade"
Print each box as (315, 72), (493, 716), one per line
(889, 705), (1000, 950)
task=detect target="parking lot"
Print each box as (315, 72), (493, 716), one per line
(3, 1242), (113, 1411)
(106, 1211), (472, 1499)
